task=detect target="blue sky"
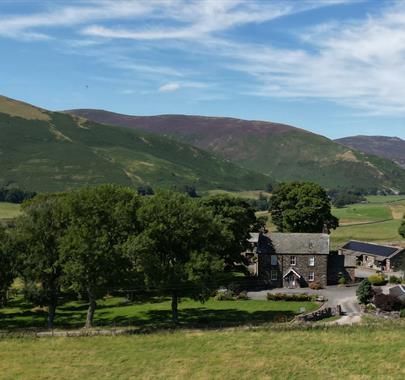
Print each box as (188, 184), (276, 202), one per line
(1, 0), (405, 139)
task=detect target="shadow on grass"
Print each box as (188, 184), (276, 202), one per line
(94, 308), (295, 329)
(0, 298), (298, 331)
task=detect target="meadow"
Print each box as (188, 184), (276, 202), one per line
(0, 321), (403, 379)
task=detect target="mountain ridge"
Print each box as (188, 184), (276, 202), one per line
(0, 96), (270, 192)
(67, 108), (405, 192)
(336, 135), (405, 169)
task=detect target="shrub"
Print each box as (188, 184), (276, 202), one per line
(236, 291), (249, 300)
(357, 279), (373, 305)
(338, 276), (347, 286)
(266, 293), (315, 302)
(388, 276), (402, 284)
(368, 274), (386, 286)
(309, 282), (323, 290)
(400, 309), (405, 318)
(374, 294), (403, 312)
(214, 289), (235, 301)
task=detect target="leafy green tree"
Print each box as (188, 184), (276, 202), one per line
(356, 279), (373, 305)
(200, 195), (262, 269)
(0, 226), (14, 307)
(270, 182), (339, 233)
(13, 194), (66, 328)
(125, 191), (224, 323)
(59, 184), (141, 328)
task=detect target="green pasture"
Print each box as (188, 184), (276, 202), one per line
(0, 321), (403, 379)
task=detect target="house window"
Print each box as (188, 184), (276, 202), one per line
(290, 256), (297, 266)
(271, 255), (278, 266)
(308, 272), (315, 282)
(309, 256), (315, 266)
(271, 270), (278, 281)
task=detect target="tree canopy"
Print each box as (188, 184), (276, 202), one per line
(58, 184), (141, 328)
(200, 194), (264, 270)
(270, 182), (339, 233)
(125, 191), (225, 323)
(13, 193), (66, 328)
(0, 226), (14, 307)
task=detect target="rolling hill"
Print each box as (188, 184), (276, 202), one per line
(67, 109), (405, 192)
(0, 95), (270, 192)
(336, 135), (405, 169)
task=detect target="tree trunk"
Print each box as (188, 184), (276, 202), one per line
(171, 293), (179, 324)
(85, 289), (97, 329)
(47, 302), (57, 329)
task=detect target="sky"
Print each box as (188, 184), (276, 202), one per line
(1, 0), (405, 139)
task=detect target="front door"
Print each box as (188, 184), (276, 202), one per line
(286, 274), (298, 288)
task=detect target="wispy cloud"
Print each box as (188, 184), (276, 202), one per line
(158, 82), (181, 92)
(218, 2), (405, 115)
(158, 81), (208, 93)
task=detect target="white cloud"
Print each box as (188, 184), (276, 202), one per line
(158, 81), (208, 93)
(207, 2), (405, 115)
(159, 82), (181, 92)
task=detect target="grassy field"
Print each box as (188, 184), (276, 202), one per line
(0, 321), (403, 379)
(0, 202), (21, 220)
(0, 296), (318, 331)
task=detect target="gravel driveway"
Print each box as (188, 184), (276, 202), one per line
(248, 285), (361, 319)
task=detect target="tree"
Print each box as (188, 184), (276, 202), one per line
(199, 195), (262, 269)
(269, 182), (339, 233)
(0, 226), (14, 307)
(356, 279), (373, 305)
(125, 191), (224, 323)
(13, 194), (66, 328)
(399, 216), (405, 238)
(59, 184), (141, 328)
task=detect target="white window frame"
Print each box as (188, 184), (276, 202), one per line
(290, 256), (297, 266)
(271, 255), (278, 266)
(271, 270), (278, 281)
(309, 256), (315, 267)
(308, 272), (315, 282)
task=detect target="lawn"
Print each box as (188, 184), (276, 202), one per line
(0, 296), (318, 331)
(0, 202), (21, 220)
(0, 321), (403, 379)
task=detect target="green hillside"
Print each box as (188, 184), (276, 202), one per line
(0, 96), (269, 192)
(68, 110), (405, 192)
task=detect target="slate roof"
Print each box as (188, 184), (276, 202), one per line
(258, 233), (330, 255)
(389, 285), (405, 300)
(341, 241), (403, 259)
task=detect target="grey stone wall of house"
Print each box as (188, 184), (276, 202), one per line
(390, 252), (404, 272)
(258, 253), (328, 288)
(327, 255), (355, 284)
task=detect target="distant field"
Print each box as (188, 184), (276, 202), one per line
(0, 321), (403, 379)
(0, 202), (21, 219)
(331, 219), (403, 248)
(332, 203), (392, 225)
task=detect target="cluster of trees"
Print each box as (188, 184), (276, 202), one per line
(0, 187), (36, 204)
(0, 185), (262, 328)
(328, 189), (366, 208)
(270, 182), (339, 233)
(399, 216), (405, 238)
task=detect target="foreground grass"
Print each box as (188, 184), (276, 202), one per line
(0, 202), (21, 220)
(0, 297), (318, 331)
(0, 321), (403, 379)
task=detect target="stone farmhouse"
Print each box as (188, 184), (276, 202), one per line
(339, 240), (404, 272)
(248, 233), (353, 288)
